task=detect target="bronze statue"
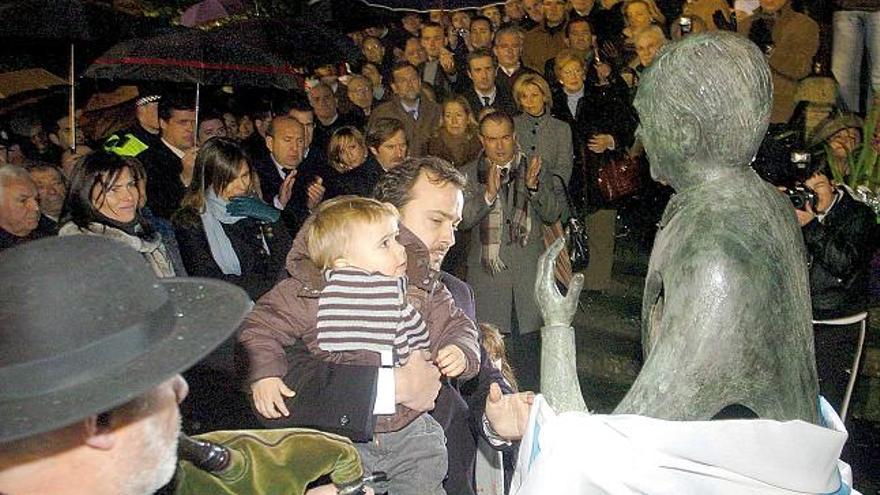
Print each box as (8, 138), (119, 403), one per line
(536, 32), (819, 423)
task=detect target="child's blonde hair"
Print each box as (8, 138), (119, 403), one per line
(479, 322), (518, 392)
(307, 195), (400, 270)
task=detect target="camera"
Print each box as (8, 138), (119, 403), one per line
(783, 184), (818, 211)
(752, 131), (823, 211)
(782, 151), (818, 210)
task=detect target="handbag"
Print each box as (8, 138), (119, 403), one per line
(553, 174), (590, 274)
(596, 152), (641, 202)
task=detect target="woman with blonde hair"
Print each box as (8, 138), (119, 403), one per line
(426, 95), (483, 168)
(323, 126), (376, 199)
(622, 0), (665, 46)
(512, 73), (573, 187)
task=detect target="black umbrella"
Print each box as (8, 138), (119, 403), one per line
(0, 0), (174, 150)
(83, 29), (303, 132)
(356, 0), (504, 12)
(84, 29), (303, 90)
(208, 17), (363, 70)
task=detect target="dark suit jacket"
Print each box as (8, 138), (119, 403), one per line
(324, 155), (386, 200)
(551, 74), (637, 211)
(138, 141), (186, 219)
(0, 216), (55, 251)
(418, 59), (457, 101)
(173, 212), (292, 301)
(251, 154), (286, 205)
(495, 64), (537, 99)
(463, 84), (519, 118)
(280, 147), (330, 238)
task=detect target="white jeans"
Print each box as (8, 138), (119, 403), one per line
(832, 9), (880, 113)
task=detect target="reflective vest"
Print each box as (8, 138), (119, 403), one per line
(104, 133), (149, 157)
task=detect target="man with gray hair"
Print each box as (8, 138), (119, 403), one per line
(0, 164), (53, 250)
(493, 25), (536, 96)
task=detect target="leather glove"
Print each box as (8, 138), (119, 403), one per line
(226, 196), (280, 223)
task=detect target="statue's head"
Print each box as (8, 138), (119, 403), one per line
(634, 32), (772, 190)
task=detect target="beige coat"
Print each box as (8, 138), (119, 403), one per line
(368, 94), (441, 157)
(738, 5), (819, 123)
(522, 23), (568, 75)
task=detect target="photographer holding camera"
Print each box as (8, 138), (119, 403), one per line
(754, 135), (878, 410)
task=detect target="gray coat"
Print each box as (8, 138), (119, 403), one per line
(513, 112), (573, 186)
(460, 151), (570, 335)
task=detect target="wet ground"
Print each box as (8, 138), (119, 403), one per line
(564, 212), (880, 493)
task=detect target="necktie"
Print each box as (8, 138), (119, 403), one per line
(482, 96), (491, 107)
(408, 108), (418, 120)
(499, 167), (510, 184)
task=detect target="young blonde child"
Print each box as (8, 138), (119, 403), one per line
(239, 196), (480, 494)
(477, 322), (518, 495)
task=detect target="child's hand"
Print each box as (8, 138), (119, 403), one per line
(436, 345), (467, 378)
(251, 377), (296, 419)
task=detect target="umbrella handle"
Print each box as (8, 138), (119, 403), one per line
(195, 82), (200, 146)
(70, 43), (76, 153)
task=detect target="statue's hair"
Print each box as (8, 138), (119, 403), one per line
(635, 32), (772, 168)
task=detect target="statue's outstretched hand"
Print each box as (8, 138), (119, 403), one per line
(535, 238), (584, 328)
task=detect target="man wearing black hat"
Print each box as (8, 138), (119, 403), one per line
(0, 236), (251, 494)
(0, 236), (375, 495)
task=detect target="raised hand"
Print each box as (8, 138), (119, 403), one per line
(485, 162), (502, 204)
(278, 169), (297, 209)
(306, 177), (326, 210)
(535, 238), (584, 327)
(526, 155), (542, 190)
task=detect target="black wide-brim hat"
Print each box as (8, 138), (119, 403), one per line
(0, 236), (251, 443)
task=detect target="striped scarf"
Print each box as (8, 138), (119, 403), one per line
(479, 153), (532, 275)
(316, 268), (430, 365)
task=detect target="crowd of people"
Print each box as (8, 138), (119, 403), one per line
(1, 0), (879, 493)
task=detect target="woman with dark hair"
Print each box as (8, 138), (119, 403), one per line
(59, 151), (176, 277)
(173, 137), (291, 300)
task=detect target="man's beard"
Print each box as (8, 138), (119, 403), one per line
(123, 411), (181, 495)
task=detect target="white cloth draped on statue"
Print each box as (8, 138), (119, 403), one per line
(512, 396), (858, 495)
